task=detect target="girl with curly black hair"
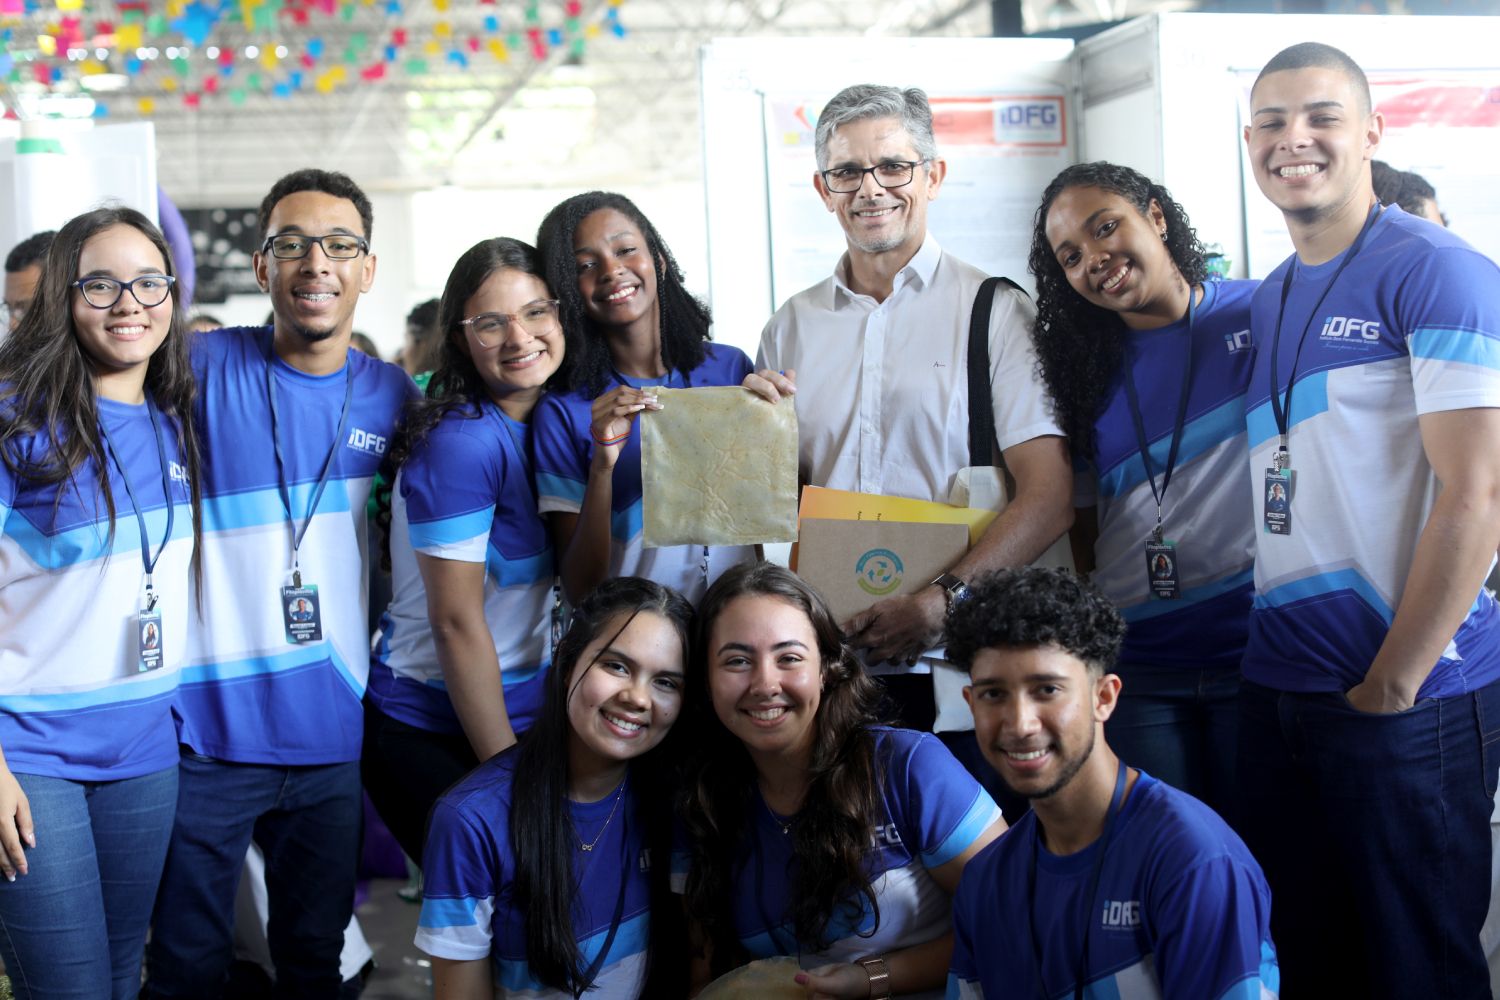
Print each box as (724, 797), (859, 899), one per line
(675, 562), (1005, 998)
(532, 193), (767, 608)
(1029, 161), (1257, 817)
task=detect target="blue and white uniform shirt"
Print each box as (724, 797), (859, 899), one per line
(673, 729), (1001, 976)
(178, 326), (418, 765)
(418, 756), (652, 999)
(0, 398), (193, 781)
(369, 403), (552, 735)
(534, 344), (756, 604)
(1244, 206), (1500, 698)
(1087, 279), (1258, 670)
(948, 772), (1279, 1000)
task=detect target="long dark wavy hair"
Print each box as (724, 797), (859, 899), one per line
(374, 237), (553, 570)
(509, 576), (695, 998)
(677, 562), (887, 972)
(536, 191), (710, 400)
(0, 207), (202, 571)
(1028, 162), (1208, 457)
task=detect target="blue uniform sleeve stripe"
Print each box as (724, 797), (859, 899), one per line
(485, 548), (554, 590)
(1408, 325), (1500, 369)
(409, 508), (494, 549)
(921, 787), (1000, 869)
(537, 471), (586, 505)
(417, 895), (481, 928)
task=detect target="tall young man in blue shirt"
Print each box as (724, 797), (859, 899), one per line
(944, 567), (1278, 1000)
(147, 170), (418, 997)
(1239, 43), (1500, 998)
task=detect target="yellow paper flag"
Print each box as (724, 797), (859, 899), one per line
(115, 23), (142, 50)
(55, 0), (82, 11)
(136, 97), (155, 114)
(259, 47), (279, 69)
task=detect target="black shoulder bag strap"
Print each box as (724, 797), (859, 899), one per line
(967, 276), (1028, 467)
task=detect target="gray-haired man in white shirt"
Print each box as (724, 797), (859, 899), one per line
(747, 85), (1074, 753)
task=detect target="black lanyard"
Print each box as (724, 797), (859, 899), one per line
(578, 787), (630, 987)
(1120, 290), (1198, 544)
(1026, 759), (1128, 1000)
(266, 348), (355, 583)
(1268, 202), (1384, 470)
(98, 392), (175, 608)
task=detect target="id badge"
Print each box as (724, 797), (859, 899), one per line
(1264, 468), (1293, 536)
(138, 608), (163, 672)
(1145, 539), (1181, 600)
(281, 584), (323, 644)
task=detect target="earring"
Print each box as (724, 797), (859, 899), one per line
(1160, 230), (1168, 241)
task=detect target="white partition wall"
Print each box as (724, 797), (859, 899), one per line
(0, 119), (158, 259)
(1075, 13), (1500, 278)
(700, 36), (1075, 358)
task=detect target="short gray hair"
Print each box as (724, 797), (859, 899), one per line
(814, 84), (938, 171)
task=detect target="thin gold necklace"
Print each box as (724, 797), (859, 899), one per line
(578, 783), (624, 852)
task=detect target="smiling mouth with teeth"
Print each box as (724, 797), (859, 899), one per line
(296, 292), (335, 303)
(603, 711), (644, 732)
(1277, 164), (1322, 178)
(747, 706), (787, 722)
(503, 350), (543, 366)
(854, 206), (897, 219)
(606, 286), (637, 302)
(1101, 265), (1129, 292)
(1006, 748), (1047, 761)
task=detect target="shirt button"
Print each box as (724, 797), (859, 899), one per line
(866, 363), (877, 372)
(864, 424), (874, 434)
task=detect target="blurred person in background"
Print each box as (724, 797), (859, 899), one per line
(4, 230), (56, 332)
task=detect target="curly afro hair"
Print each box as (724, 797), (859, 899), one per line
(945, 567), (1126, 677)
(1028, 162), (1208, 458)
(536, 191), (710, 400)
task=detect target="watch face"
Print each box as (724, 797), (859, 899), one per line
(953, 584), (974, 604)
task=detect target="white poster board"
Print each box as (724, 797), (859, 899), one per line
(1240, 68), (1500, 277)
(0, 121), (157, 263)
(762, 91), (1069, 310)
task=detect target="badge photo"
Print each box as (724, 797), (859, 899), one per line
(1264, 469), (1293, 536)
(138, 608), (164, 672)
(1145, 539), (1181, 600)
(281, 584), (323, 644)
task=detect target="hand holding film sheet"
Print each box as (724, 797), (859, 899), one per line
(639, 386), (800, 548)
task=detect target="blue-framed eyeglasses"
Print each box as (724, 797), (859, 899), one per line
(72, 275), (176, 309)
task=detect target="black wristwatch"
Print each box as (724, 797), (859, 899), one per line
(931, 572), (973, 616)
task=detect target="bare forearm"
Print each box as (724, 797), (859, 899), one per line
(432, 623), (515, 761)
(558, 456), (616, 604)
(1367, 485), (1500, 702)
(432, 956), (492, 1000)
(883, 932), (954, 994)
(950, 477), (1074, 581)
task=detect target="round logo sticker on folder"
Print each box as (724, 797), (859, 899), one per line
(856, 548), (904, 597)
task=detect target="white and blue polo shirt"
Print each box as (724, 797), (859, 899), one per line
(368, 402), (552, 736)
(176, 326), (418, 765)
(1244, 206), (1500, 698)
(672, 728), (1001, 975)
(417, 754), (653, 998)
(1086, 279), (1259, 670)
(0, 397), (194, 781)
(533, 343), (756, 605)
(947, 772), (1279, 1000)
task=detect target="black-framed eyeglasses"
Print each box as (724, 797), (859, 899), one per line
(72, 274), (176, 309)
(820, 160), (929, 194)
(262, 233), (369, 260)
(459, 300), (561, 347)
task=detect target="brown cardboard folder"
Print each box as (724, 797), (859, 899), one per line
(795, 518), (971, 625)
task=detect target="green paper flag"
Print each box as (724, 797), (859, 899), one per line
(146, 13), (168, 34)
(230, 88), (246, 105)
(404, 58), (427, 74)
(173, 55), (189, 74)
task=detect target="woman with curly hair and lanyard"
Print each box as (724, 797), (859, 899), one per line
(1030, 162), (1258, 819)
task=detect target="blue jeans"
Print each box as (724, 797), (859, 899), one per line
(1237, 678), (1500, 999)
(1104, 662), (1240, 820)
(146, 753), (362, 1000)
(0, 766), (177, 1000)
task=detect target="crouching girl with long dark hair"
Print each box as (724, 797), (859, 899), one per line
(0, 208), (201, 997)
(676, 563), (1006, 999)
(416, 577), (693, 999)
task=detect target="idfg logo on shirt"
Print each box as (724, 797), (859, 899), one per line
(856, 549), (903, 597)
(347, 428), (388, 455)
(1102, 900), (1142, 928)
(169, 461), (189, 485)
(1224, 329), (1252, 353)
(1320, 316), (1381, 342)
